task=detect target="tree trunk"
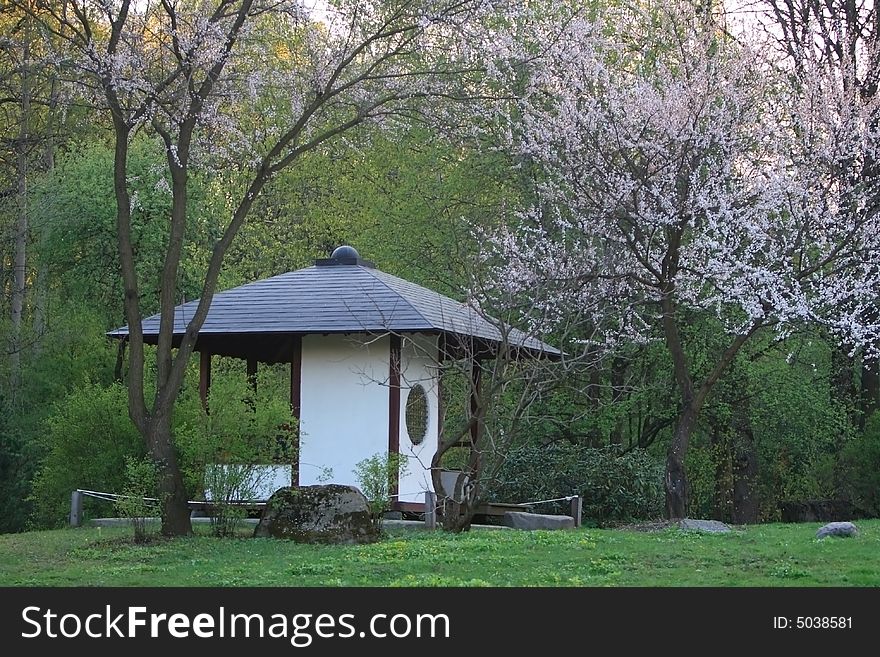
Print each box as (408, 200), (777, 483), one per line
(429, 450), (479, 533)
(665, 404), (699, 519)
(146, 414), (192, 536)
(10, 36), (31, 392)
(32, 80), (58, 357)
(429, 374), (484, 534)
(659, 286), (758, 520)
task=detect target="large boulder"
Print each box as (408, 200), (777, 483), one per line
(254, 485), (380, 544)
(501, 512), (574, 530)
(816, 522), (859, 539)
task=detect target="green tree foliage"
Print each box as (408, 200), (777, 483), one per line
(30, 382), (145, 526)
(226, 124), (513, 293)
(0, 304), (117, 531)
(174, 365), (296, 536)
(491, 444), (664, 526)
(28, 363), (296, 531)
(839, 416), (880, 517)
(3, 1), (879, 536)
(32, 138), (217, 324)
(686, 333), (851, 521)
(0, 401), (30, 533)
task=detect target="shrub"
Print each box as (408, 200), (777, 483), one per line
(30, 383), (145, 526)
(489, 443), (664, 525)
(115, 456), (159, 543)
(0, 402), (33, 533)
(839, 416), (880, 517)
(684, 446), (717, 520)
(175, 371), (296, 537)
(354, 452), (410, 531)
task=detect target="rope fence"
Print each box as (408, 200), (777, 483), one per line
(521, 495), (579, 506)
(68, 489), (268, 528)
(70, 488), (582, 529)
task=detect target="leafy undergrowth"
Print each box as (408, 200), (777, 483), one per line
(0, 521), (877, 586)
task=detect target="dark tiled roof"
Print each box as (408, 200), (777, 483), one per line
(108, 264), (559, 354)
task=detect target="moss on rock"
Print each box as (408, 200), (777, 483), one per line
(254, 484), (380, 544)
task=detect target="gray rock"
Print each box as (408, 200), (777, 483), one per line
(679, 518), (732, 533)
(254, 484), (380, 544)
(501, 512), (575, 530)
(816, 521), (859, 539)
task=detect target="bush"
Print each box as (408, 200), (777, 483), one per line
(684, 446), (718, 520)
(0, 401), (34, 533)
(489, 444), (664, 525)
(115, 456), (159, 543)
(29, 365), (296, 534)
(839, 416), (880, 517)
(30, 383), (145, 526)
(354, 452), (409, 531)
(0, 303), (118, 533)
(175, 371), (296, 537)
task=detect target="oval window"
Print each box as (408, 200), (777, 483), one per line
(405, 384), (429, 446)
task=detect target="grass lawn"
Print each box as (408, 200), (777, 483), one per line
(0, 521), (877, 586)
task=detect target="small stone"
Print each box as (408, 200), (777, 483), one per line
(678, 518), (731, 533)
(816, 521), (858, 539)
(501, 512), (574, 530)
(254, 484), (379, 544)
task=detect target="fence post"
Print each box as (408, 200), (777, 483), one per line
(569, 495), (582, 528)
(424, 491), (437, 530)
(70, 490), (84, 528)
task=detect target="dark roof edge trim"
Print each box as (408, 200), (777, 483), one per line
(105, 327), (442, 338)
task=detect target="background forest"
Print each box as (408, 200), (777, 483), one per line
(1, 0), (879, 534)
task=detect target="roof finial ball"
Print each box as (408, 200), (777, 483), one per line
(316, 245), (374, 268)
(331, 245), (360, 260)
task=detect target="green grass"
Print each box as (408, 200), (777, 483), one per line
(0, 521), (878, 586)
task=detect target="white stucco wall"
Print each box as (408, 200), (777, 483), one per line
(298, 334), (391, 489)
(397, 335), (440, 503)
(297, 332), (439, 505)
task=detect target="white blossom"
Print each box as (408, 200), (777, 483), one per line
(478, 2), (880, 358)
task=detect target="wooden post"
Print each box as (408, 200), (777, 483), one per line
(425, 491), (437, 530)
(469, 359), (482, 445)
(570, 495), (583, 528)
(70, 490), (83, 528)
(388, 335), (401, 499)
(198, 350), (211, 410)
(290, 336), (302, 487)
